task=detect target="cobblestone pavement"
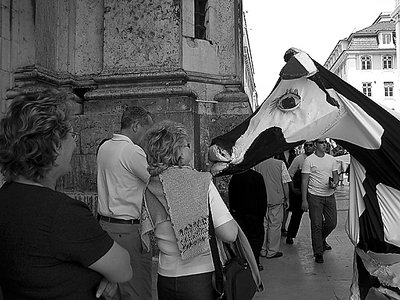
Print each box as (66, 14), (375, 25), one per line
(254, 183), (353, 300)
(151, 183), (352, 300)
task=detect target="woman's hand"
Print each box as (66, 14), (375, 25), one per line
(96, 278), (118, 299)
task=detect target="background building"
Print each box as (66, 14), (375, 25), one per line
(324, 13), (399, 111)
(0, 0), (257, 201)
(243, 12), (258, 111)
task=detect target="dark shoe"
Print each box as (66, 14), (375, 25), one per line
(258, 263), (264, 271)
(281, 229), (288, 237)
(266, 252), (283, 259)
(323, 241), (332, 251)
(315, 253), (324, 263)
(260, 249), (267, 257)
(286, 237), (294, 244)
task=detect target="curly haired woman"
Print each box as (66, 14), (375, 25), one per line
(0, 91), (132, 299)
(140, 120), (238, 300)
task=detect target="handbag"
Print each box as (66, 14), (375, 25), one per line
(208, 202), (257, 300)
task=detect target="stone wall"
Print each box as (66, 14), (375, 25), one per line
(0, 0), (35, 117)
(1, 0), (253, 207)
(103, 0), (181, 72)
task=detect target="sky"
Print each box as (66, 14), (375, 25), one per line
(243, 0), (396, 103)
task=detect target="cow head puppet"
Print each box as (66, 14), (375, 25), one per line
(208, 48), (400, 299)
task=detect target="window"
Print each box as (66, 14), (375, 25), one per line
(383, 55), (393, 69)
(382, 33), (392, 44)
(384, 82), (394, 97)
(361, 56), (371, 70)
(362, 82), (372, 97)
(194, 0), (208, 39)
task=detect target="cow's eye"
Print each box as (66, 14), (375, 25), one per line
(273, 89), (301, 112)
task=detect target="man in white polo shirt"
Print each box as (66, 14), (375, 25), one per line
(97, 106), (154, 300)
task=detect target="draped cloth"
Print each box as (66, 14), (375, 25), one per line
(141, 166), (212, 260)
(208, 48), (400, 299)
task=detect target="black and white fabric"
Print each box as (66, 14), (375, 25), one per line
(208, 48), (400, 300)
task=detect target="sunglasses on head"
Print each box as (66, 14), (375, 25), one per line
(304, 143), (314, 147)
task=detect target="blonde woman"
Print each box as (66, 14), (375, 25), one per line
(141, 120), (238, 300)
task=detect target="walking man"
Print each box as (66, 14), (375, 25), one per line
(97, 106), (154, 299)
(255, 157), (291, 259)
(301, 138), (339, 264)
(286, 141), (315, 245)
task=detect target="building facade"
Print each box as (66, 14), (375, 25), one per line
(324, 13), (399, 111)
(243, 13), (258, 111)
(0, 0), (256, 199)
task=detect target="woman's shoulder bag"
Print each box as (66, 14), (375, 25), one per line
(208, 202), (257, 300)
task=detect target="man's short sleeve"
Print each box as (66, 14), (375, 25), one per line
(302, 156), (312, 174)
(51, 198), (114, 267)
(331, 156), (339, 172)
(288, 156), (300, 178)
(121, 144), (150, 183)
(281, 162), (292, 183)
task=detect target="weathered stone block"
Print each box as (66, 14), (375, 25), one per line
(183, 38), (219, 74)
(74, 0), (103, 75)
(11, 0), (35, 69)
(1, 38), (11, 72)
(103, 0), (181, 71)
(35, 0), (58, 71)
(72, 114), (119, 155)
(66, 192), (98, 216)
(57, 154), (98, 193)
(1, 1), (11, 41)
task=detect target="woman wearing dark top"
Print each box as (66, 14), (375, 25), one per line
(0, 91), (132, 299)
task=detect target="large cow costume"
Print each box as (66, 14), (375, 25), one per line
(208, 48), (400, 299)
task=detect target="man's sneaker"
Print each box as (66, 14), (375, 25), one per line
(286, 237), (294, 244)
(266, 252), (283, 259)
(315, 253), (324, 263)
(323, 241), (332, 251)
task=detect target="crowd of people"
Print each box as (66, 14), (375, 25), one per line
(229, 139), (342, 268)
(0, 90), (344, 299)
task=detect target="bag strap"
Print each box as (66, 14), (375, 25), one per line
(223, 237), (245, 263)
(208, 200), (224, 297)
(232, 236), (246, 259)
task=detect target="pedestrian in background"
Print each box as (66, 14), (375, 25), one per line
(229, 168), (268, 270)
(301, 138), (339, 264)
(97, 106), (154, 300)
(275, 149), (296, 236)
(255, 157), (291, 259)
(0, 91), (132, 299)
(141, 120), (238, 300)
(286, 141), (315, 245)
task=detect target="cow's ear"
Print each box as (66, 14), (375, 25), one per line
(280, 51), (317, 80)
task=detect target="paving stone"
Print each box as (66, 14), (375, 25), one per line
(150, 184), (352, 300)
(253, 184), (352, 300)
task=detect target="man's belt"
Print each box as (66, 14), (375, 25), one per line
(97, 215), (140, 224)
